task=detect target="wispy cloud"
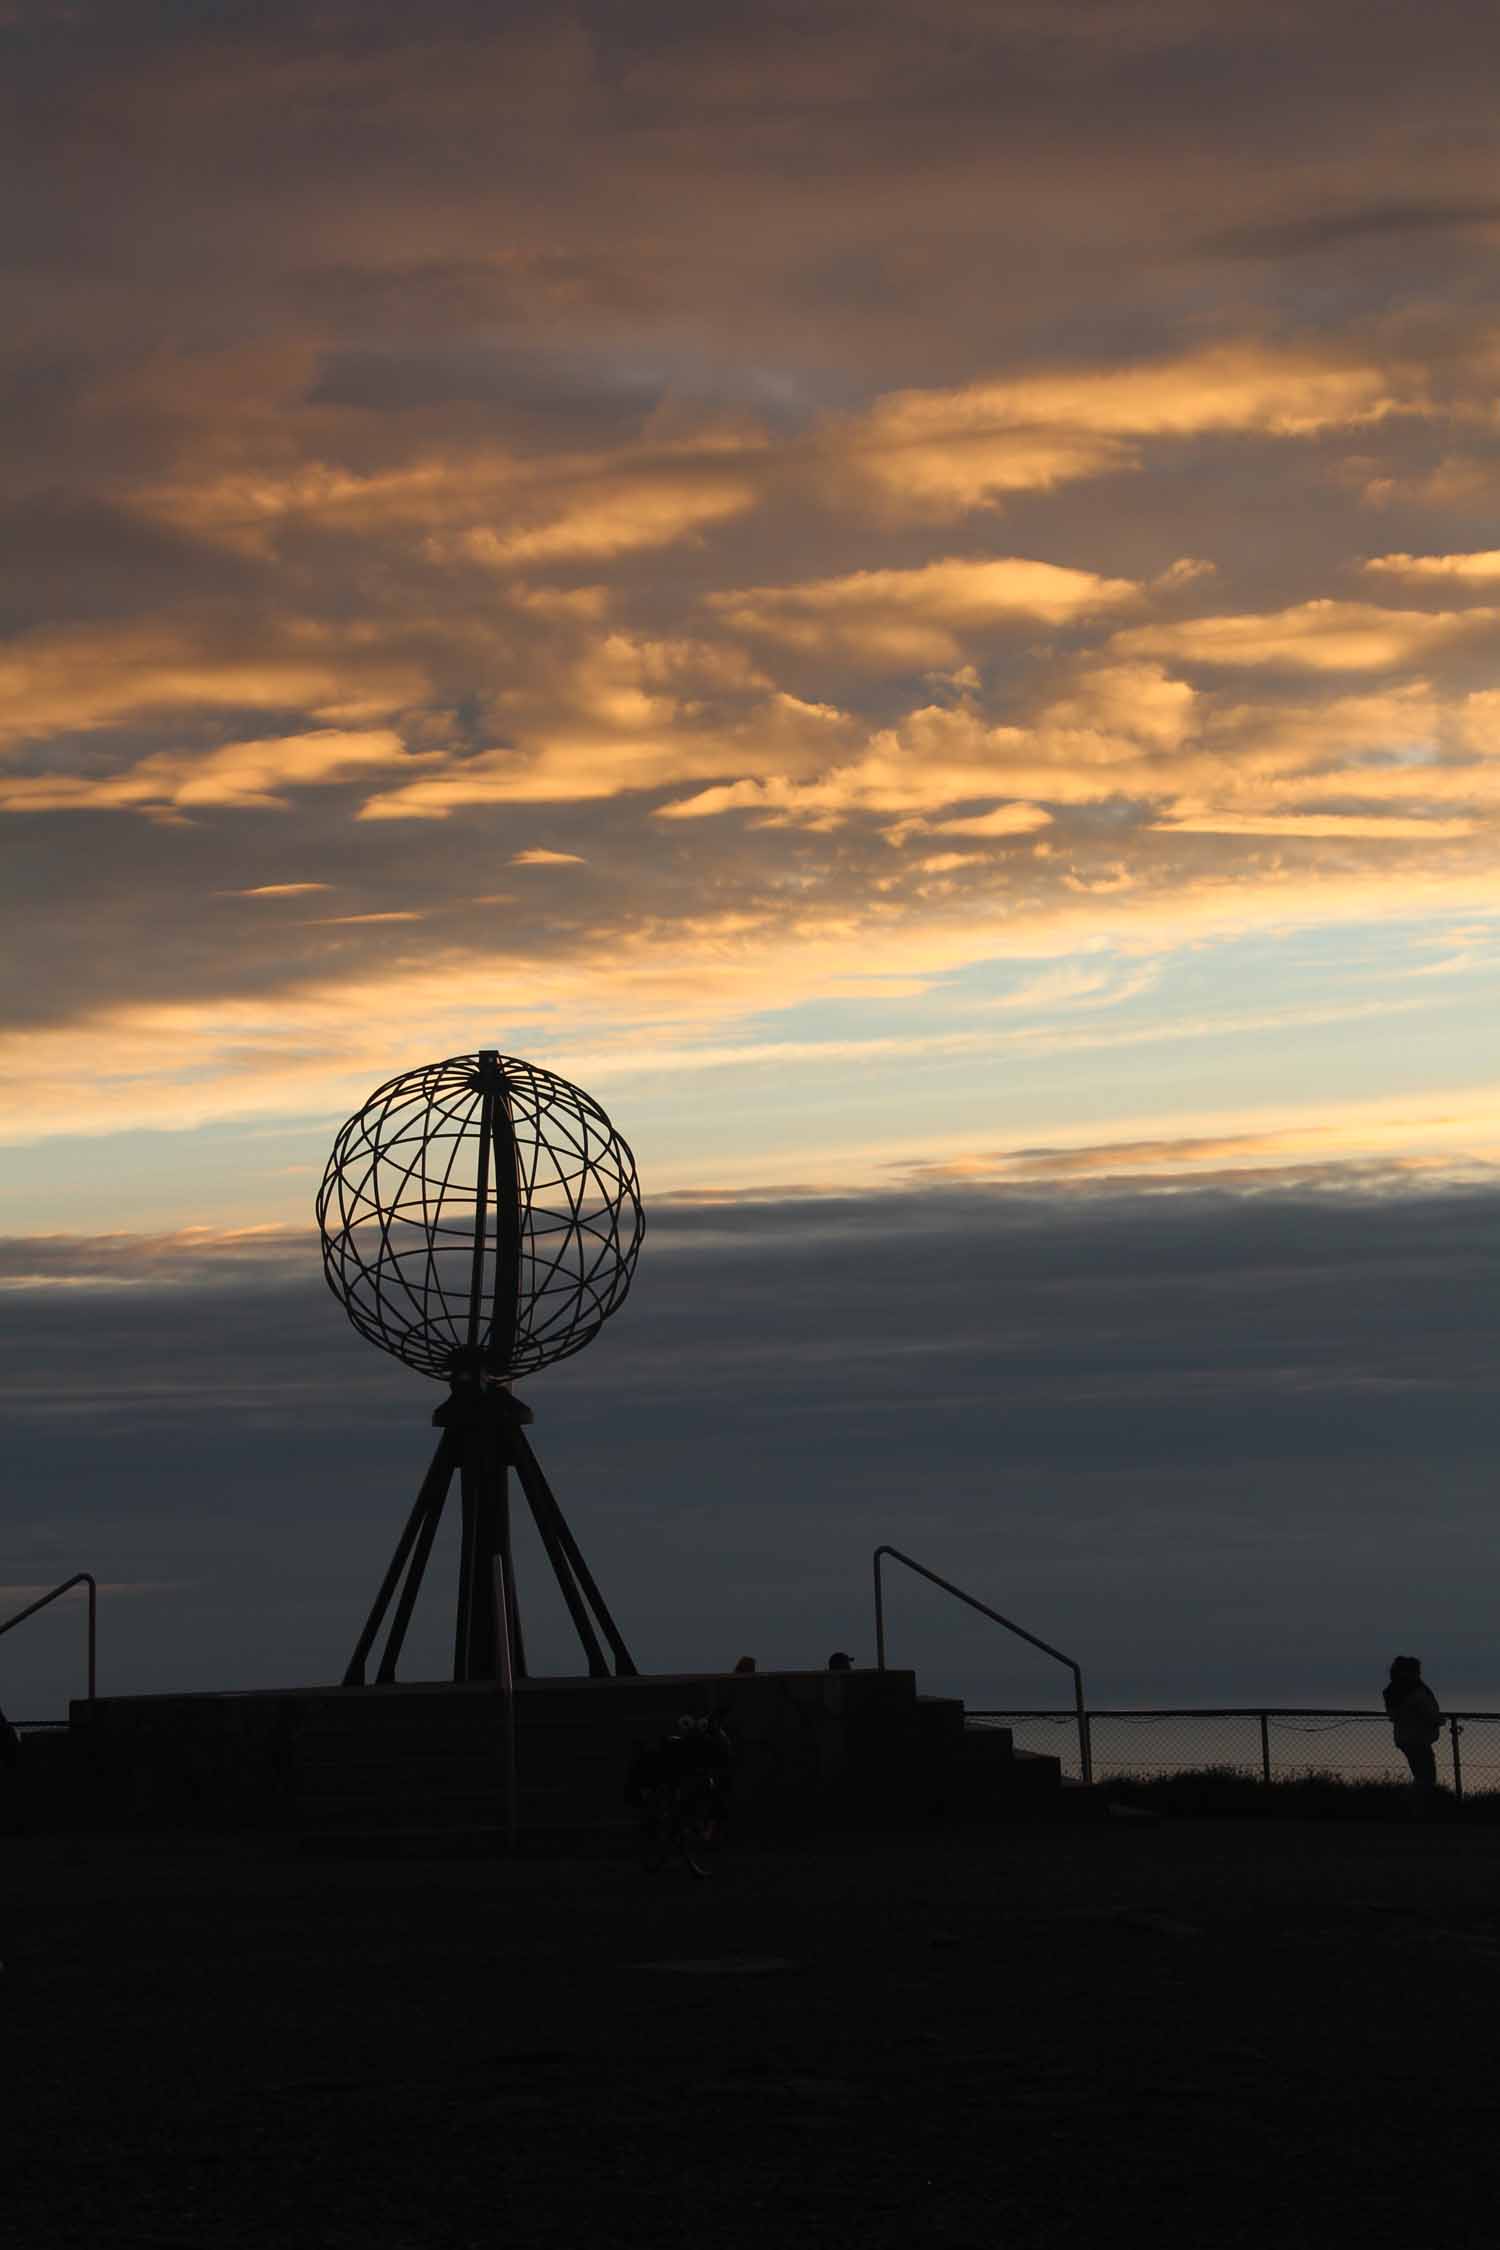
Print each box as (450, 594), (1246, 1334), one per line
(1155, 812), (1477, 839)
(710, 556), (1140, 667)
(822, 340), (1419, 519)
(1112, 602), (1497, 673)
(304, 908), (425, 924)
(235, 883), (332, 898)
(0, 729), (416, 813)
(1362, 550), (1500, 586)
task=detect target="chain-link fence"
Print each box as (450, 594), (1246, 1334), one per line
(969, 1710), (1500, 1798)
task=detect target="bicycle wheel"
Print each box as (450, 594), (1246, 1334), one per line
(679, 1784), (721, 1877)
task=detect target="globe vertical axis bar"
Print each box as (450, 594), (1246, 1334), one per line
(453, 1052), (510, 1681)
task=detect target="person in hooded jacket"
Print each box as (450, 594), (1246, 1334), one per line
(1383, 1655), (1442, 1802)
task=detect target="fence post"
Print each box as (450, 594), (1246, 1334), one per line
(873, 1549), (887, 1671)
(1449, 1716), (1463, 1804)
(1259, 1711), (1271, 1787)
(1069, 1664), (1092, 1786)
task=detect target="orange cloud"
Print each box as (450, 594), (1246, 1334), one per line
(880, 1089), (1500, 1194)
(1362, 550), (1500, 585)
(654, 703), (1031, 825)
(710, 555), (1139, 668)
(825, 424), (1131, 519)
(929, 802), (1054, 837)
(236, 883), (331, 897)
(444, 474), (755, 563)
(1112, 600), (1495, 672)
(829, 340), (1413, 518)
(986, 1130), (1308, 1178)
(140, 441), (762, 563)
(358, 642), (851, 819)
(1041, 661), (1197, 752)
(1154, 812), (1478, 839)
(306, 909), (425, 924)
(652, 657), (1207, 832)
(915, 342), (1407, 439)
(0, 729), (415, 814)
(0, 625), (425, 749)
(649, 656), (1497, 835)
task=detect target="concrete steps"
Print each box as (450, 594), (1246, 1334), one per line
(915, 1724), (1062, 1821)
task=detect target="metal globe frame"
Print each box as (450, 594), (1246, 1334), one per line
(316, 1049), (643, 1687)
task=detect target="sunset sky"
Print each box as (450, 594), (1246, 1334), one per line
(3, 1), (1498, 1719)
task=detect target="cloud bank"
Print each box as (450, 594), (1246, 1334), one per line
(3, 1177), (1497, 1714)
(1, 0), (1500, 1141)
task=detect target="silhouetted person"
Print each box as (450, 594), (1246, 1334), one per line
(732, 1655), (756, 1675)
(1383, 1655), (1442, 1807)
(827, 1651), (853, 1672)
(626, 1712), (732, 1804)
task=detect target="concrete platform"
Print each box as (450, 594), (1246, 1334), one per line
(56, 1667), (1060, 1840)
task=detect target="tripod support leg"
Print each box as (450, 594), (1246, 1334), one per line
(510, 1429), (638, 1677)
(375, 1429), (457, 1684)
(497, 1466), (527, 1679)
(345, 1428), (455, 1686)
(512, 1445), (609, 1677)
(455, 1437), (494, 1682)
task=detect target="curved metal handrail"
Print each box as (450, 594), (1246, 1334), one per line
(0, 1573), (96, 1701)
(873, 1546), (1090, 1786)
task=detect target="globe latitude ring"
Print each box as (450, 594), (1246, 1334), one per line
(316, 1049), (644, 1386)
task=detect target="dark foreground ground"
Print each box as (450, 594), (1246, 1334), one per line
(5, 1812), (1500, 2248)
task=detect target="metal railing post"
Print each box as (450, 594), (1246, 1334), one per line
(1259, 1711), (1271, 1786)
(1450, 1716), (1464, 1803)
(0, 1572), (97, 1704)
(871, 1546), (1090, 1783)
(874, 1549), (887, 1671)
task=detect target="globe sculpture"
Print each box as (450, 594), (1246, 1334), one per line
(317, 1050), (643, 1686)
